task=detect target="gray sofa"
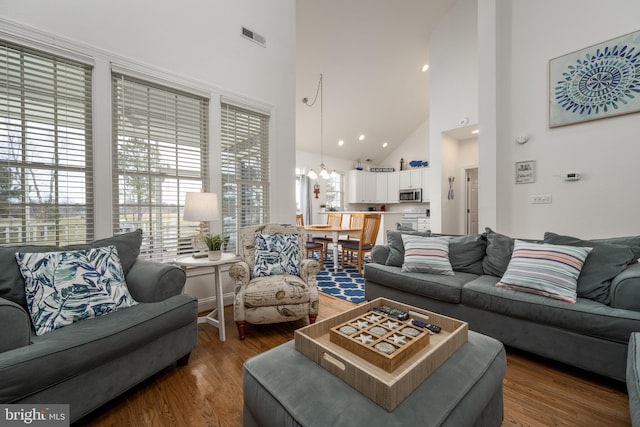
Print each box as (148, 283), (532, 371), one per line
(627, 333), (640, 426)
(364, 227), (640, 382)
(0, 230), (198, 423)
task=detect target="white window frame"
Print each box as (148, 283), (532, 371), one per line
(111, 72), (209, 262)
(220, 101), (270, 253)
(0, 39), (94, 246)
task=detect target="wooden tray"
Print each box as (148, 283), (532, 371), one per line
(294, 297), (468, 411)
(329, 312), (430, 372)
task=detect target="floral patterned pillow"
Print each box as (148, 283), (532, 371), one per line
(15, 245), (137, 336)
(253, 233), (300, 277)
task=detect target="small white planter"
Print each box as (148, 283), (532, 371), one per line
(208, 250), (222, 261)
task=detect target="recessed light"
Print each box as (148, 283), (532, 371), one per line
(382, 142), (388, 148)
(338, 140), (344, 146)
(422, 64), (430, 72)
(472, 129), (479, 134)
(359, 134), (365, 141)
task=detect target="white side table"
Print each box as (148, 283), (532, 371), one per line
(174, 253), (239, 342)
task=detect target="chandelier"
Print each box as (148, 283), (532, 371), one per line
(303, 73), (337, 180)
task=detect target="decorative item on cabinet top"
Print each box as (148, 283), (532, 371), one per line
(409, 160), (429, 168)
(370, 167), (395, 172)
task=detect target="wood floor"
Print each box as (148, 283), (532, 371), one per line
(75, 293), (631, 426)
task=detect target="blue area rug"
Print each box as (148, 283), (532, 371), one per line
(314, 255), (365, 304)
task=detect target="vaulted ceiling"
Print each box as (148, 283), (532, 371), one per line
(296, 0), (456, 164)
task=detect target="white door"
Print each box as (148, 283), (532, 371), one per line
(466, 168), (479, 235)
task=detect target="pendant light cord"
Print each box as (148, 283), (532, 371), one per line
(303, 74), (324, 163)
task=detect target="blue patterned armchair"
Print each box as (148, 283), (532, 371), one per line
(229, 224), (321, 339)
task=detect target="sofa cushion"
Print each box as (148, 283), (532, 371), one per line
(592, 235), (640, 261)
(241, 274), (311, 307)
(0, 293), (197, 403)
(462, 275), (640, 343)
(544, 232), (635, 304)
(481, 228), (515, 277)
(401, 235), (454, 275)
(385, 229), (431, 267)
(88, 229), (143, 275)
(437, 234), (486, 275)
(16, 246), (138, 336)
(253, 233), (300, 277)
(496, 240), (592, 303)
(364, 263), (478, 304)
(0, 230), (143, 311)
(386, 231), (485, 275)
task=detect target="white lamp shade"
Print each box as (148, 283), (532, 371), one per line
(184, 192), (220, 221)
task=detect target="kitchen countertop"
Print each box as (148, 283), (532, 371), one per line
(318, 211), (403, 214)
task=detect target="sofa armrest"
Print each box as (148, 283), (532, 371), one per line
(0, 297), (31, 353)
(125, 259), (187, 303)
(610, 262), (640, 310)
(300, 259), (321, 285)
(371, 245), (390, 265)
(627, 333), (640, 426)
(229, 261), (250, 288)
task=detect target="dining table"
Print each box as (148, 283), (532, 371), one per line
(304, 224), (362, 272)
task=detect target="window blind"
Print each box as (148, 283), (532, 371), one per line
(220, 103), (270, 253)
(0, 40), (93, 246)
(112, 73), (208, 262)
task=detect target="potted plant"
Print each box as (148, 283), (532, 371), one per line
(320, 204), (327, 212)
(203, 233), (224, 260)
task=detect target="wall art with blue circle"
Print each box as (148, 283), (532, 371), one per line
(550, 29), (640, 127)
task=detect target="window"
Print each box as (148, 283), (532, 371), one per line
(220, 103), (270, 253)
(0, 40), (93, 246)
(112, 73), (208, 262)
(325, 173), (344, 211)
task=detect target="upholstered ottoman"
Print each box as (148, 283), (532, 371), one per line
(242, 330), (506, 427)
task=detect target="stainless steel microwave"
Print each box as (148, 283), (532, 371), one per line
(399, 188), (422, 202)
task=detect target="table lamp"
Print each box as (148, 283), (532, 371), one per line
(183, 191), (220, 258)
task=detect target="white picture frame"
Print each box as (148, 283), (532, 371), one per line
(515, 160), (535, 184)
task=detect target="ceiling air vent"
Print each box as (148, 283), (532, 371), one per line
(242, 27), (266, 47)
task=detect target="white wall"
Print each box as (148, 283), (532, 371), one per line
(480, 0), (640, 239)
(0, 0), (297, 231)
(380, 118), (430, 171)
(429, 0), (478, 233)
(0, 0), (296, 309)
(440, 136), (478, 234)
(441, 134), (461, 233)
(430, 0), (640, 239)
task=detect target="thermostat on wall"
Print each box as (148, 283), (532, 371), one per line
(563, 172), (581, 181)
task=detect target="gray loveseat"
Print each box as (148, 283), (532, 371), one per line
(0, 230), (198, 423)
(364, 227), (640, 382)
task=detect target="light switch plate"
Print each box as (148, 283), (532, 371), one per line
(531, 194), (552, 204)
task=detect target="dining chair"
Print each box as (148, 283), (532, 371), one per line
(338, 213), (365, 244)
(312, 212), (343, 259)
(340, 213), (381, 274)
(296, 213), (324, 266)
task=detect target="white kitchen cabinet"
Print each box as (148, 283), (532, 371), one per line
(399, 169), (423, 189)
(420, 168), (430, 202)
(386, 172), (399, 203)
(417, 217), (431, 232)
(375, 173), (387, 203)
(347, 170), (376, 203)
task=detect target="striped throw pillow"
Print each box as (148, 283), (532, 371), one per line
(401, 235), (454, 275)
(496, 240), (592, 303)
